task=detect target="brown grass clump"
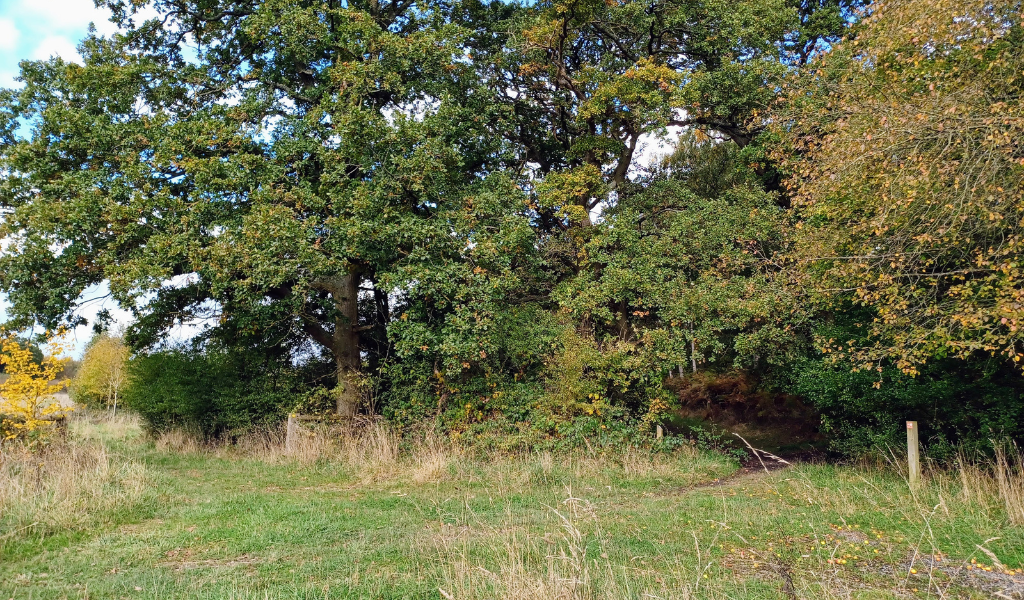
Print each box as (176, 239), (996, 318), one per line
(951, 443), (1024, 526)
(994, 444), (1024, 525)
(69, 410), (143, 444)
(410, 429), (459, 483)
(233, 427), (287, 460)
(336, 421), (401, 473)
(155, 428), (204, 454)
(0, 439), (146, 538)
(201, 420), (460, 483)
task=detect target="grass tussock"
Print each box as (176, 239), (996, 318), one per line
(69, 410), (144, 444)
(155, 428), (205, 454)
(0, 438), (146, 538)
(155, 420), (724, 492)
(995, 444), (1024, 525)
(951, 443), (1024, 526)
(275, 421), (461, 483)
(165, 420), (460, 483)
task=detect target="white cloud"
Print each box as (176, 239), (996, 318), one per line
(31, 35), (80, 61)
(18, 0), (114, 33)
(0, 18), (19, 51)
(630, 125), (684, 177)
(0, 70), (17, 88)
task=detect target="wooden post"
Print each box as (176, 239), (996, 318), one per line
(656, 425), (664, 441)
(906, 420), (921, 490)
(286, 413), (297, 452)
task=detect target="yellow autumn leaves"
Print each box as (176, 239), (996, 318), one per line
(71, 333), (129, 415)
(778, 0), (1024, 374)
(0, 329), (72, 442)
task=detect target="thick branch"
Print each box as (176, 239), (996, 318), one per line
(301, 318), (334, 351)
(668, 117), (757, 148)
(271, 82), (314, 105)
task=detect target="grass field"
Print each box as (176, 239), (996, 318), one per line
(2, 414), (1023, 599)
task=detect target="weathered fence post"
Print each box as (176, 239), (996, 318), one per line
(656, 425), (664, 441)
(286, 413), (297, 452)
(906, 420), (921, 490)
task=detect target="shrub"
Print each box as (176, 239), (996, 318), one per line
(122, 345), (318, 438)
(795, 354), (1024, 459)
(0, 330), (72, 444)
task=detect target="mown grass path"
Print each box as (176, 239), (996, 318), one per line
(2, 425), (1023, 599)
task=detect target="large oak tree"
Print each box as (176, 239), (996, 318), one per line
(0, 0), (514, 415)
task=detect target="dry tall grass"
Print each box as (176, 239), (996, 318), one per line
(152, 418), (1024, 528)
(205, 424), (724, 498)
(163, 420), (463, 483)
(158, 420), (717, 492)
(860, 440), (1024, 528)
(0, 439), (146, 538)
(435, 489), (741, 600)
(69, 410), (143, 444)
(952, 443), (1024, 525)
(155, 428), (205, 454)
(428, 444), (1024, 600)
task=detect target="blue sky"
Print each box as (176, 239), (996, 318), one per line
(0, 0), (120, 88)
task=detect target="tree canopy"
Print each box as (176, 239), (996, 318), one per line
(0, 0), (1021, 453)
(779, 0), (1024, 374)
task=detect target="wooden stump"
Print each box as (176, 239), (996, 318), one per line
(286, 413), (297, 452)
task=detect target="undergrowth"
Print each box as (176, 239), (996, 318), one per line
(2, 413), (1023, 599)
(0, 412), (146, 540)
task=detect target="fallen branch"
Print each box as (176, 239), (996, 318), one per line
(732, 432), (792, 474)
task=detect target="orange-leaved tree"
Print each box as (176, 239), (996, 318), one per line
(0, 329), (72, 441)
(777, 0), (1024, 375)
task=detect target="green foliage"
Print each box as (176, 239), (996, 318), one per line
(778, 0), (1024, 374)
(70, 332), (129, 410)
(539, 324), (669, 429)
(541, 139), (807, 429)
(681, 423), (749, 461)
(0, 0), (524, 413)
(122, 345), (320, 437)
(4, 0), (1019, 455)
(795, 317), (1024, 458)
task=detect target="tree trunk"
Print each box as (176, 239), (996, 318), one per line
(331, 271), (362, 418)
(307, 269), (365, 418)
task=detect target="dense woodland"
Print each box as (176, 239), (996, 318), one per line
(1, 0), (1022, 456)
